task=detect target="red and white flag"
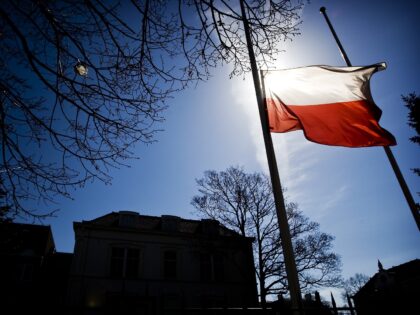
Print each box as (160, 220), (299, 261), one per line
(264, 63), (396, 147)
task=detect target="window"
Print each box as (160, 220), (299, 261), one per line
(161, 215), (180, 232)
(125, 248), (140, 278)
(110, 248), (125, 277)
(164, 250), (177, 279)
(118, 211), (138, 228)
(110, 247), (140, 278)
(213, 253), (224, 281)
(200, 252), (224, 281)
(200, 253), (212, 281)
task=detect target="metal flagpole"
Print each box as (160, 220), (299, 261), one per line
(239, 0), (303, 312)
(320, 6), (420, 231)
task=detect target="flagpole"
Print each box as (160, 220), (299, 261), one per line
(239, 0), (303, 312)
(320, 6), (420, 231)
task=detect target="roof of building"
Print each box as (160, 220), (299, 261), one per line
(0, 222), (55, 255)
(73, 211), (251, 240)
(353, 259), (420, 298)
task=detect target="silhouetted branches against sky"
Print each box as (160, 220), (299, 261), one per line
(0, 0), (302, 219)
(192, 167), (342, 304)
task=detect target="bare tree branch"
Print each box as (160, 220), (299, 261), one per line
(0, 0), (303, 219)
(192, 166), (342, 305)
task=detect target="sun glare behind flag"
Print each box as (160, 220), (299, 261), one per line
(264, 63), (396, 147)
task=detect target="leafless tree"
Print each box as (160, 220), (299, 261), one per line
(0, 0), (303, 219)
(192, 166), (342, 306)
(402, 93), (420, 177)
(341, 273), (369, 299)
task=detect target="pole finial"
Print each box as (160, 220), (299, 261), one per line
(320, 7), (326, 14)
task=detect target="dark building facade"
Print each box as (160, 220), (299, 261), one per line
(1, 212), (258, 314)
(0, 222), (72, 313)
(353, 259), (420, 315)
(66, 211), (258, 314)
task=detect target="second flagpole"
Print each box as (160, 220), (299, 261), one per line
(239, 0), (303, 312)
(320, 6), (420, 231)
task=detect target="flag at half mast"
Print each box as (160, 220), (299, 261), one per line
(264, 63), (396, 147)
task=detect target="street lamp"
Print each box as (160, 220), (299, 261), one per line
(74, 60), (88, 76)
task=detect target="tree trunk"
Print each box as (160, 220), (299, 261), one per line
(259, 280), (267, 308)
(257, 228), (266, 308)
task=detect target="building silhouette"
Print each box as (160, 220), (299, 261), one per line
(65, 211), (258, 314)
(1, 212), (258, 314)
(353, 259), (420, 315)
(0, 222), (72, 313)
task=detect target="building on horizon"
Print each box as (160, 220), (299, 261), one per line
(66, 211), (258, 314)
(353, 259), (420, 315)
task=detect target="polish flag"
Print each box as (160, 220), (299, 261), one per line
(264, 63), (396, 147)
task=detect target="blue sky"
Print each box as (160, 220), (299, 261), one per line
(30, 0), (419, 299)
